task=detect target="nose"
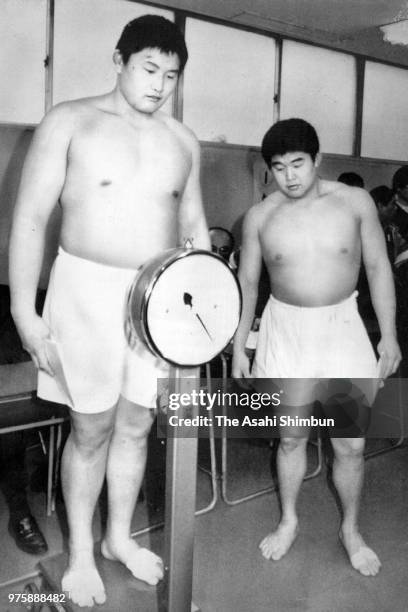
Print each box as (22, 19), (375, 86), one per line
(285, 166), (295, 181)
(152, 73), (164, 93)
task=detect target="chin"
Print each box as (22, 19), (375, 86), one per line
(286, 190), (305, 199)
(135, 105), (157, 115)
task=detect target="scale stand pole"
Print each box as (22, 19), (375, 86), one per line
(164, 366), (200, 612)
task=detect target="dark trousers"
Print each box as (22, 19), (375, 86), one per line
(0, 431), (31, 520)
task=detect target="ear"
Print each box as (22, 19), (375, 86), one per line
(113, 49), (123, 73)
(314, 152), (322, 168)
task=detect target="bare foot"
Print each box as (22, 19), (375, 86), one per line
(339, 530), (381, 577)
(62, 551), (106, 607)
(259, 521), (298, 560)
(101, 538), (164, 585)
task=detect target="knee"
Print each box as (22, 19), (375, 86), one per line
(279, 436), (307, 454)
(333, 437), (365, 459)
(115, 408), (154, 442)
(70, 412), (114, 456)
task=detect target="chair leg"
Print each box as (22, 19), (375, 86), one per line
(221, 432), (323, 506)
(365, 373), (405, 459)
(46, 425), (55, 516)
(51, 423), (63, 513)
(219, 347), (322, 505)
(304, 434), (323, 480)
(131, 365), (220, 537)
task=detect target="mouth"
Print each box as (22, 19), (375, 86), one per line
(287, 185), (300, 191)
(146, 95), (161, 102)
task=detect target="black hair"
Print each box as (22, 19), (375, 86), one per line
(392, 165), (408, 193)
(116, 15), (188, 71)
(209, 227), (234, 247)
(370, 185), (392, 207)
(337, 172), (364, 188)
(261, 118), (320, 168)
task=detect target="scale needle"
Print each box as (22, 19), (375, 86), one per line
(183, 292), (213, 341)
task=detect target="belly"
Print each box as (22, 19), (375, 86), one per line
(59, 198), (179, 269)
(269, 263), (360, 307)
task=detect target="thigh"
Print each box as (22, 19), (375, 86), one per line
(122, 343), (169, 411)
(277, 379), (316, 438)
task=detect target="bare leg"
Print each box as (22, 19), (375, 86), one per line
(331, 437), (381, 577)
(61, 407), (116, 607)
(260, 436), (308, 560)
(101, 396), (163, 585)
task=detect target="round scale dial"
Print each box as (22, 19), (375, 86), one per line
(128, 248), (241, 366)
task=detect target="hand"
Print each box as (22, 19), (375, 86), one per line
(232, 350), (251, 379)
(14, 313), (54, 376)
(377, 334), (401, 379)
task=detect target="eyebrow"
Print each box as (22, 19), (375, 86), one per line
(271, 156), (304, 167)
(144, 59), (179, 74)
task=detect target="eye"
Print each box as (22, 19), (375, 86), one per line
(166, 74), (176, 80)
(145, 69), (155, 74)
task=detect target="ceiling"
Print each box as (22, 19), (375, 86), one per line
(150, 0), (408, 65)
(151, 0), (408, 35)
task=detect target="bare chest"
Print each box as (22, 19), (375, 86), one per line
(65, 118), (191, 198)
(260, 205), (360, 265)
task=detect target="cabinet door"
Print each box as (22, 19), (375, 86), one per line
(53, 0), (174, 114)
(0, 0), (47, 125)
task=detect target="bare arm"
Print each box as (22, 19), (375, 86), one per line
(178, 134), (210, 250)
(232, 207), (263, 378)
(359, 191), (401, 377)
(9, 104), (73, 372)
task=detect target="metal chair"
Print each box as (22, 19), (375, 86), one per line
(365, 369), (405, 459)
(217, 352), (323, 506)
(131, 363), (219, 537)
(0, 388), (68, 516)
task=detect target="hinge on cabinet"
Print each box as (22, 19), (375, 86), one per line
(44, 55), (49, 68)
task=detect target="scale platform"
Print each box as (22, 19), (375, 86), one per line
(39, 546), (200, 612)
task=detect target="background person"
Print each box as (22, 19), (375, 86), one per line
(386, 166), (408, 374)
(209, 226), (234, 260)
(337, 171), (365, 188)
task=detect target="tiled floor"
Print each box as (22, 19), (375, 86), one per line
(0, 438), (407, 611)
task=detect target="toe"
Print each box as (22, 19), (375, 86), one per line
(94, 590), (107, 605)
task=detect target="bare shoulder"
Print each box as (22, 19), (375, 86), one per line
(34, 101), (75, 137)
(34, 97), (99, 142)
(244, 194), (279, 232)
(160, 113), (199, 153)
(253, 191), (282, 219)
(322, 180), (375, 216)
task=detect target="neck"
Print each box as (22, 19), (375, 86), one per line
(288, 177), (321, 205)
(109, 88), (157, 124)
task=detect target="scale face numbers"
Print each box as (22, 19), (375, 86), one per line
(128, 250), (242, 366)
